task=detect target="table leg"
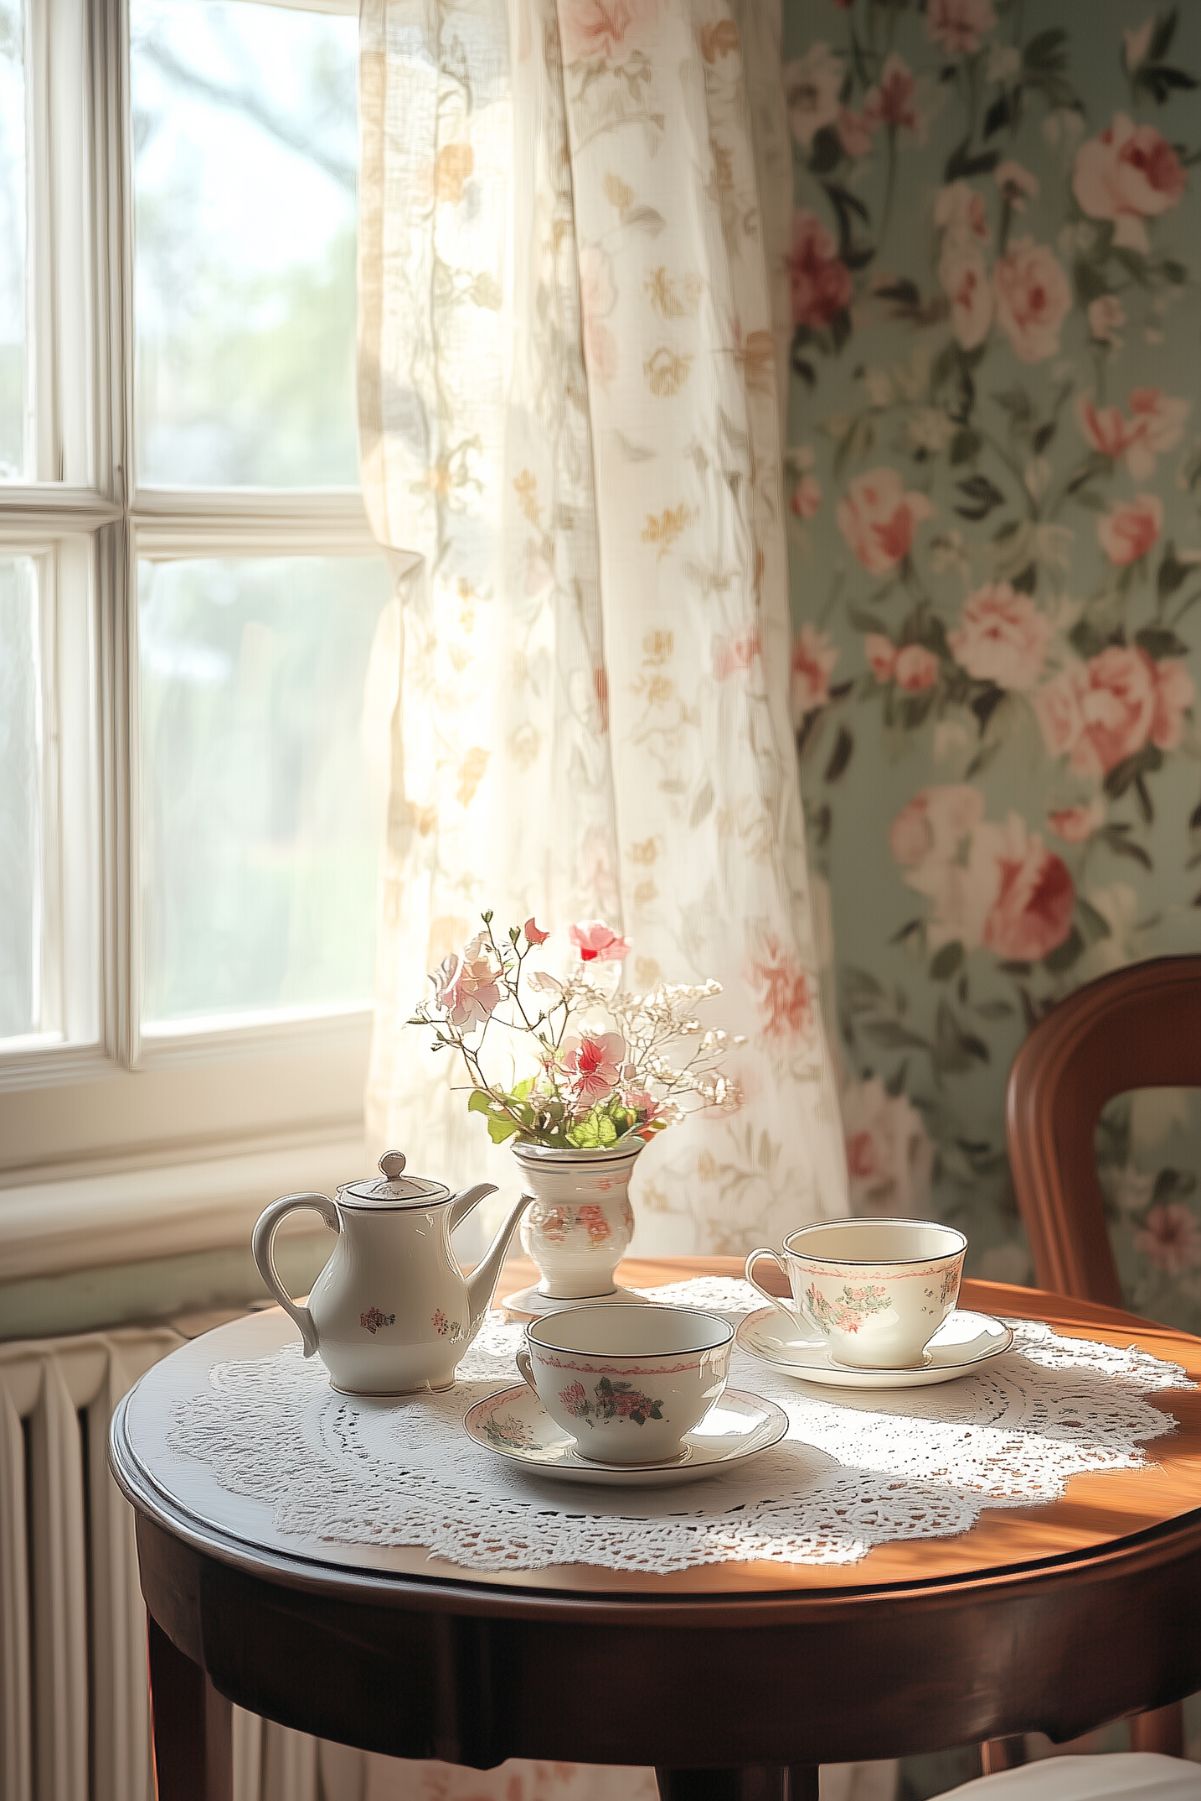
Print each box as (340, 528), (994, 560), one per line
(655, 1768), (819, 1801)
(148, 1615), (233, 1801)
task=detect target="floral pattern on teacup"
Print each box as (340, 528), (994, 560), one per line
(559, 1376), (665, 1426)
(806, 1281), (891, 1334)
(480, 1410), (534, 1451)
(359, 1306), (396, 1335)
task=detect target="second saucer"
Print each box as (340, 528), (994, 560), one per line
(465, 1385), (789, 1486)
(737, 1307), (1014, 1390)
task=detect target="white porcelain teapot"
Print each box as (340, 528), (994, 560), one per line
(252, 1150), (530, 1396)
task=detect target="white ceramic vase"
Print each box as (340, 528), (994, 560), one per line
(511, 1140), (642, 1311)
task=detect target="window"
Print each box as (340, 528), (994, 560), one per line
(0, 0), (390, 1225)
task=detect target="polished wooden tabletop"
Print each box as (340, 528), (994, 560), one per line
(110, 1256), (1201, 1796)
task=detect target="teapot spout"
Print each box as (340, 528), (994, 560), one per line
(465, 1191), (533, 1336)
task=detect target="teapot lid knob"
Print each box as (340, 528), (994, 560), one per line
(378, 1150), (407, 1183)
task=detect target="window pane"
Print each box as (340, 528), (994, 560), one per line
(138, 555), (392, 1026)
(0, 0), (26, 479)
(0, 557), (42, 1038)
(131, 2), (358, 487)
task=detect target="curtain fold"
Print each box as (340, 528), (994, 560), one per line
(359, 0), (848, 1256)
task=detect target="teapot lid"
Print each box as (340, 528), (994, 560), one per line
(339, 1150), (452, 1208)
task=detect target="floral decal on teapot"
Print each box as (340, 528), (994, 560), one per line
(806, 1282), (891, 1334)
(432, 1308), (464, 1341)
(559, 1376), (665, 1426)
(360, 1306), (396, 1335)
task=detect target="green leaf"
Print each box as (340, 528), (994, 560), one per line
(467, 1090), (493, 1114)
(486, 1114), (519, 1144)
(930, 942), (964, 981)
(824, 726), (854, 783)
(1154, 550), (1188, 604)
(1043, 926), (1084, 973)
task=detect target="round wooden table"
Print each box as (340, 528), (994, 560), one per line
(108, 1257), (1201, 1801)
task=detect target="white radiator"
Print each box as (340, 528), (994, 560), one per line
(0, 1326), (357, 1801)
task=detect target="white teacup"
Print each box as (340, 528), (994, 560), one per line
(745, 1219), (967, 1370)
(516, 1304), (733, 1465)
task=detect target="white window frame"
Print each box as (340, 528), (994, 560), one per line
(0, 0), (381, 1277)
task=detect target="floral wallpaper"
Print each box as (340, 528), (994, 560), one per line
(783, 0), (1201, 1326)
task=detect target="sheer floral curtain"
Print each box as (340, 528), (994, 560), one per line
(357, 8), (871, 1800)
(358, 0), (848, 1261)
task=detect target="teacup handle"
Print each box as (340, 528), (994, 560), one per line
(744, 1248), (799, 1324)
(515, 1348), (537, 1395)
(251, 1191), (340, 1359)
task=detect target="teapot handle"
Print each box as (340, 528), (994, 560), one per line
(252, 1192), (340, 1359)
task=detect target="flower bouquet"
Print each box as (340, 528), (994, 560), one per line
(409, 912), (741, 1310)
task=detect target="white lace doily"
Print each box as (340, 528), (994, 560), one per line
(168, 1278), (1191, 1574)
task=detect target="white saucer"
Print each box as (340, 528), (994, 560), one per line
(500, 1283), (647, 1318)
(464, 1384), (789, 1486)
(736, 1307), (1014, 1389)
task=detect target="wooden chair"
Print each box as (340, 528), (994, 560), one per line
(1002, 954), (1201, 1765)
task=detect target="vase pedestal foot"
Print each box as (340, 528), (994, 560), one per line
(500, 1281), (647, 1318)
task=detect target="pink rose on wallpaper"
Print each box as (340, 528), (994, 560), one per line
(1098, 494), (1162, 566)
(995, 160), (1038, 211)
(787, 210), (852, 330)
(1126, 388), (1190, 478)
(842, 1077), (934, 1218)
(926, 0), (996, 56)
(790, 472), (823, 519)
(1073, 113), (1187, 251)
(1077, 395), (1132, 461)
(992, 238), (1070, 362)
(976, 815), (1075, 963)
(1035, 649), (1161, 777)
(784, 42), (844, 147)
(790, 624), (838, 722)
(889, 785), (984, 871)
(560, 0), (658, 63)
(837, 468), (933, 574)
(939, 245), (993, 351)
(865, 634), (897, 682)
(713, 629), (761, 681)
(1048, 799), (1105, 844)
(895, 645), (939, 693)
(947, 583), (1051, 692)
(935, 181), (989, 245)
(1150, 658), (1196, 750)
(577, 245), (617, 385)
(1135, 1201), (1201, 1275)
(750, 937), (812, 1039)
(863, 54), (922, 136)
(1087, 295), (1126, 345)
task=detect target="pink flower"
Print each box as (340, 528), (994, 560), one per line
(977, 816), (1075, 962)
(787, 211), (852, 330)
(714, 630), (761, 681)
(1048, 800), (1105, 844)
(1036, 648), (1159, 777)
(935, 182), (989, 246)
(1135, 1201), (1201, 1275)
(1125, 388), (1190, 479)
(837, 468), (934, 575)
(1077, 395), (1134, 461)
(895, 644), (939, 692)
(784, 42), (844, 148)
(790, 625), (838, 722)
(523, 917), (549, 945)
(842, 1078), (933, 1217)
(749, 937), (812, 1039)
(1073, 113), (1187, 251)
(863, 55), (921, 135)
(1150, 659), (1195, 750)
(1088, 295), (1126, 346)
(578, 245), (617, 385)
(889, 785), (984, 871)
(926, 0), (997, 56)
(939, 245), (993, 351)
(569, 920), (629, 963)
(992, 238), (1070, 363)
(996, 160), (1038, 210)
(1098, 494), (1162, 566)
(947, 583), (1051, 692)
(561, 0), (657, 63)
(434, 934), (502, 1031)
(865, 634), (897, 682)
(561, 1030), (626, 1102)
(790, 472), (823, 519)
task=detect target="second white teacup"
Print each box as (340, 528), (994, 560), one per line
(745, 1218), (967, 1370)
(516, 1303), (733, 1465)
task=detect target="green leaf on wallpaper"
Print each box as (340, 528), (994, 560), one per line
(848, 606), (888, 634)
(1023, 28), (1068, 70)
(1075, 897), (1113, 941)
(950, 429), (981, 465)
(1101, 825), (1153, 869)
(809, 127), (841, 176)
(983, 93), (1014, 138)
(824, 726), (854, 783)
(930, 943), (964, 981)
(1150, 6), (1179, 62)
(1190, 798), (1201, 832)
(1137, 624), (1188, 656)
(944, 139), (999, 182)
(1154, 550), (1188, 602)
(1072, 260), (1110, 304)
(954, 474), (1004, 520)
(973, 999), (1015, 1020)
(863, 1018), (929, 1053)
(1043, 927), (1084, 974)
